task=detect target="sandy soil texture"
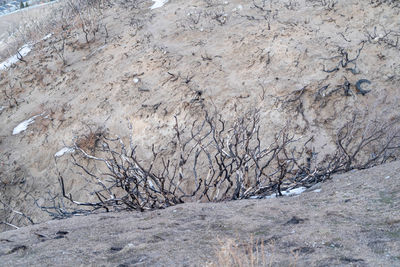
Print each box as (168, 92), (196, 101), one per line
(0, 0), (399, 234)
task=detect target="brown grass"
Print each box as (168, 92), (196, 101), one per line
(207, 237), (273, 267)
(76, 128), (104, 153)
(206, 236), (301, 267)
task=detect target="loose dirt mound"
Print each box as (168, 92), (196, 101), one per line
(0, 161), (399, 266)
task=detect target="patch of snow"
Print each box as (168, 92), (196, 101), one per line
(313, 189), (322, 193)
(385, 176), (390, 179)
(133, 77), (140, 84)
(0, 106), (4, 112)
(250, 186), (311, 199)
(12, 114), (42, 135)
(54, 147), (75, 158)
(148, 180), (156, 190)
(232, 5), (243, 12)
(150, 0), (169, 9)
(0, 44), (32, 71)
(263, 187), (308, 199)
(0, 32), (53, 72)
(282, 187), (307, 196)
(42, 33), (53, 41)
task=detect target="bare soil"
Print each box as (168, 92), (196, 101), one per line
(0, 0), (399, 260)
(0, 161), (399, 266)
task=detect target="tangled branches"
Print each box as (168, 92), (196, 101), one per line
(66, 0), (110, 44)
(58, 109), (400, 214)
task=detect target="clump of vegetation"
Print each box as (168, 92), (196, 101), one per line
(1, 0), (110, 67)
(207, 237), (276, 267)
(53, 107), (400, 215)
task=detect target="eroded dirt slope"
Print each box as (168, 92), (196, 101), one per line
(1, 0), (399, 231)
(0, 161), (399, 266)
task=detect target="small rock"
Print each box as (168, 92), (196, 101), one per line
(110, 246), (123, 252)
(8, 245), (27, 255)
(285, 216), (305, 225)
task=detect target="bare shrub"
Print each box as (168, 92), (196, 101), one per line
(370, 0), (400, 8)
(0, 164), (35, 231)
(0, 0), (111, 67)
(56, 107), (400, 214)
(307, 0), (338, 10)
(364, 26), (400, 50)
(66, 0), (110, 44)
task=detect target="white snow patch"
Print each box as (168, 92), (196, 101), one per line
(42, 33), (53, 41)
(54, 147), (75, 158)
(0, 44), (32, 71)
(313, 189), (322, 193)
(264, 187), (308, 199)
(150, 0), (169, 9)
(0, 106), (4, 112)
(0, 33), (52, 72)
(232, 5), (243, 12)
(250, 186), (310, 199)
(12, 114), (42, 135)
(282, 187), (307, 196)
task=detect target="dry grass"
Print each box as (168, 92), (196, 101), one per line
(206, 236), (299, 267)
(76, 128), (104, 154)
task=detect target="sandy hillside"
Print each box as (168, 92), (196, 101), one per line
(0, 0), (399, 235)
(0, 160), (399, 266)
(0, 2), (57, 57)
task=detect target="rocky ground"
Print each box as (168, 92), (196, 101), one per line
(0, 161), (399, 266)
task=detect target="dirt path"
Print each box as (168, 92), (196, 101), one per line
(0, 161), (399, 266)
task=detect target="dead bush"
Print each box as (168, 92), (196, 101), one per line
(55, 107), (400, 215)
(370, 0), (400, 8)
(0, 0), (111, 68)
